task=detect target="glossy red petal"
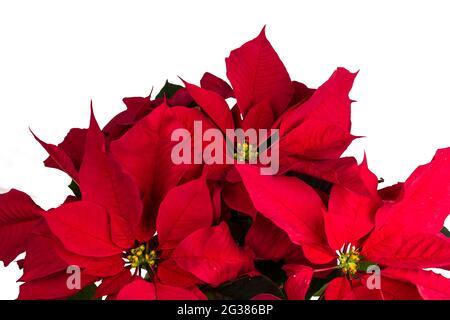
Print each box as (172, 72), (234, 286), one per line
(279, 67), (356, 137)
(111, 103), (210, 236)
(281, 118), (358, 160)
(279, 156), (372, 197)
(237, 164), (327, 247)
(43, 128), (87, 172)
(184, 81), (234, 133)
(283, 264), (314, 300)
(154, 282), (201, 300)
(20, 222), (67, 282)
(172, 222), (254, 287)
(325, 186), (377, 250)
(363, 232), (450, 269)
(222, 182), (257, 219)
(116, 279), (156, 300)
(0, 189), (43, 266)
(156, 259), (201, 288)
(241, 99), (274, 131)
(95, 269), (133, 299)
(226, 27), (293, 118)
(200, 72), (234, 99)
(156, 177), (213, 249)
(53, 240), (125, 277)
(378, 183), (404, 201)
(44, 201), (121, 257)
(324, 277), (351, 300)
(383, 268), (450, 300)
(246, 214), (297, 261)
(79, 108), (143, 247)
(18, 270), (98, 300)
(301, 244), (335, 265)
(116, 279), (200, 300)
(379, 276), (422, 300)
(375, 148), (450, 233)
(30, 130), (80, 182)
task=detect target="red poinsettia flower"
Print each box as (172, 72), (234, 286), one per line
(182, 27), (364, 195)
(21, 106), (254, 299)
(0, 189), (100, 299)
(241, 148), (450, 299)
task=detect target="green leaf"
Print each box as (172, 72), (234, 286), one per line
(68, 283), (97, 300)
(201, 275), (285, 300)
(358, 260), (377, 272)
(441, 227), (450, 237)
(69, 180), (81, 199)
(310, 282), (329, 298)
(155, 80), (183, 99)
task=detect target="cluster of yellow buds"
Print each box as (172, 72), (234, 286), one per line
(126, 244), (157, 270)
(336, 243), (361, 277)
(235, 142), (258, 162)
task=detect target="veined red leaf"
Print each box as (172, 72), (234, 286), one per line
(226, 27), (293, 118)
(0, 189), (43, 265)
(156, 177), (213, 249)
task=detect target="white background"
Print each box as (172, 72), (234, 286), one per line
(1, 0), (449, 299)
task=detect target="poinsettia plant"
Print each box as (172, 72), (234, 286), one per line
(1, 27), (449, 300)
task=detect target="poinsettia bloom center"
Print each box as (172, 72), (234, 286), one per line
(125, 244), (157, 270)
(336, 243), (362, 277)
(234, 142), (258, 162)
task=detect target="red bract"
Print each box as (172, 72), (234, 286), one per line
(0, 27), (449, 301)
(0, 190), (43, 266)
(271, 149), (450, 300)
(110, 101), (215, 236)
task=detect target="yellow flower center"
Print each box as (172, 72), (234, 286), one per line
(126, 244), (157, 271)
(336, 243), (362, 277)
(234, 142), (258, 162)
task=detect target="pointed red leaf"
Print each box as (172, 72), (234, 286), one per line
(31, 130), (80, 182)
(226, 27), (293, 118)
(325, 186), (377, 250)
(18, 270), (98, 300)
(184, 81), (234, 133)
(156, 259), (200, 288)
(111, 103), (213, 236)
(363, 232), (450, 269)
(380, 276), (422, 300)
(53, 240), (125, 277)
(279, 67), (356, 136)
(375, 148), (450, 233)
(79, 108), (144, 247)
(95, 269), (133, 298)
(43, 128), (87, 172)
(116, 278), (156, 300)
(20, 223), (67, 282)
(200, 72), (234, 99)
(324, 277), (351, 300)
(241, 99), (274, 131)
(117, 279), (200, 300)
(237, 164), (327, 247)
(383, 268), (450, 300)
(0, 189), (43, 266)
(44, 201), (121, 257)
(222, 182), (257, 219)
(156, 177), (213, 249)
(246, 214), (297, 261)
(281, 118), (358, 160)
(283, 264), (314, 300)
(172, 222), (254, 287)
